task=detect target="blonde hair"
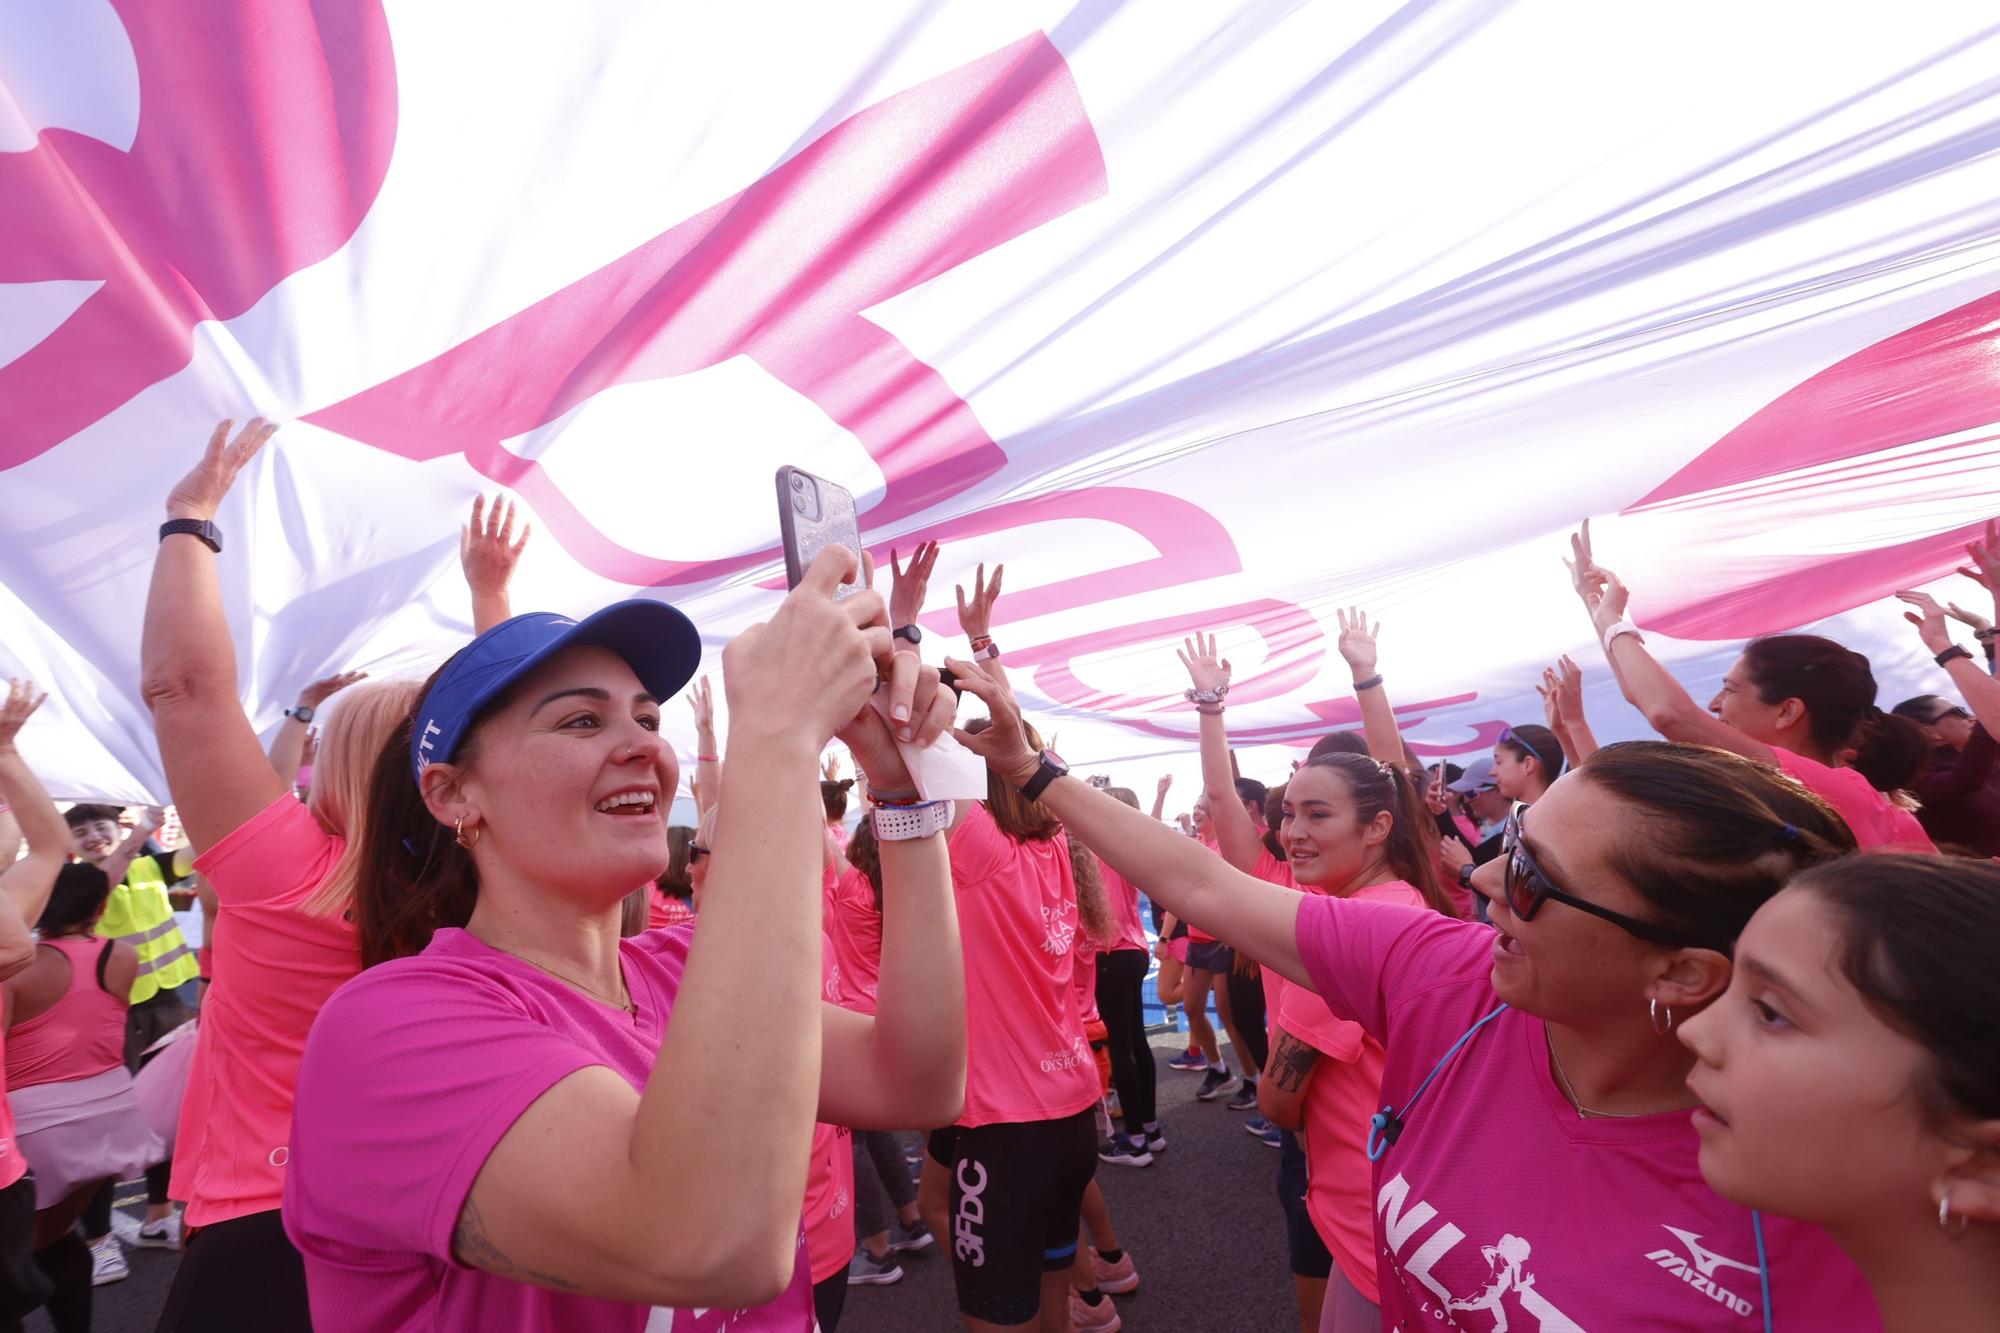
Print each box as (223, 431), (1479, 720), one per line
(305, 677), (424, 917)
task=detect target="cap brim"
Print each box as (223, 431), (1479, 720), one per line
(544, 600), (704, 708)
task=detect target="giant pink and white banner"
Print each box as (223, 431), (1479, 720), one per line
(4, 1), (1999, 799)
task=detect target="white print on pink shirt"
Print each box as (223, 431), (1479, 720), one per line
(1038, 1037), (1088, 1075)
(1645, 1227), (1759, 1319)
(1377, 1173), (1586, 1332)
(1039, 901), (1076, 956)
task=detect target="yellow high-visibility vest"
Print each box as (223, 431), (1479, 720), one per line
(94, 855), (200, 1004)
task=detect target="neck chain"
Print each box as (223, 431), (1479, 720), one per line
(1544, 1026), (1651, 1119)
(484, 940), (636, 1018)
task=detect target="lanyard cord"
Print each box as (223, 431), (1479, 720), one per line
(1753, 1209), (1774, 1333)
(1366, 1003), (1509, 1163)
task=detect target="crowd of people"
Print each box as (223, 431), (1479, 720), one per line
(0, 418), (1992, 1332)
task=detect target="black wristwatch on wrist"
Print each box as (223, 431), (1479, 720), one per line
(1457, 862), (1477, 890)
(1018, 749), (1069, 803)
(1936, 644), (1974, 668)
(159, 519), (223, 553)
(285, 705), (316, 725)
(892, 624), (923, 646)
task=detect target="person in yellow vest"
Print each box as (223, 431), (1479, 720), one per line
(63, 803), (198, 1271)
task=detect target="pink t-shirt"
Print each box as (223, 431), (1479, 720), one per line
(947, 805), (1099, 1128)
(646, 891), (696, 933)
(1771, 748), (1935, 852)
(286, 925), (811, 1332)
(0, 1027), (24, 1193)
(1270, 880), (1427, 1304)
(1293, 896), (1881, 1332)
(804, 938), (856, 1285)
(1071, 929), (1101, 1025)
(181, 795), (362, 1225)
(824, 866), (882, 1016)
(1100, 865), (1150, 954)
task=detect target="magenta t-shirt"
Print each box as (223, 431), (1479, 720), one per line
(1770, 748), (1934, 852)
(286, 926), (811, 1332)
(1293, 897), (1881, 1332)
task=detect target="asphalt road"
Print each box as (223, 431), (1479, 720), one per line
(78, 1031), (1294, 1332)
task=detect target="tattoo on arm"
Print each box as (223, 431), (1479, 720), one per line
(452, 1195), (583, 1292)
(1266, 1031), (1321, 1093)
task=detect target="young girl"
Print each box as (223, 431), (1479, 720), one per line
(1681, 854), (2000, 1331)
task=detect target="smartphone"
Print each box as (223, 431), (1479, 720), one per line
(776, 466), (866, 600)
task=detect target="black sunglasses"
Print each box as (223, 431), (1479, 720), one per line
(1502, 806), (1696, 947)
(1929, 705), (1972, 725)
(688, 843), (709, 865)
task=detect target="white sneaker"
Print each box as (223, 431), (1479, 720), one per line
(90, 1235), (130, 1286)
(136, 1213), (183, 1250)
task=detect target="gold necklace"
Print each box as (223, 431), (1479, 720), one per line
(484, 940), (636, 1017)
(1543, 1026), (1649, 1119)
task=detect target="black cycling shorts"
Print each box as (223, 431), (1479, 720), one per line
(927, 1108), (1097, 1324)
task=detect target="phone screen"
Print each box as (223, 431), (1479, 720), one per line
(776, 466), (865, 599)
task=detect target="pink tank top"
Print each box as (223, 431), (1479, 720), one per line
(5, 937), (127, 1088)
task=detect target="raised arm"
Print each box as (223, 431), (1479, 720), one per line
(1178, 633), (1263, 873)
(461, 496), (531, 634)
(1566, 524), (1771, 763)
(816, 656), (964, 1130)
(1150, 773), (1172, 821)
(947, 656), (1312, 987)
(94, 809), (160, 891)
(1898, 591), (2000, 742)
(1337, 607), (1403, 769)
(685, 676), (719, 817)
(0, 682), (63, 976)
(139, 419), (290, 851)
(268, 670), (367, 790)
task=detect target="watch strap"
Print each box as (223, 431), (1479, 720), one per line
(285, 705), (316, 725)
(159, 518), (222, 553)
(872, 800), (952, 841)
(892, 624), (923, 645)
(1935, 644), (1974, 667)
(1019, 750), (1067, 803)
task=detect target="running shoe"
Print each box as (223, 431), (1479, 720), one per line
(1225, 1080), (1259, 1111)
(135, 1213), (183, 1250)
(1096, 1137), (1154, 1168)
(89, 1235), (129, 1286)
(846, 1250), (904, 1286)
(1260, 1122), (1284, 1148)
(890, 1219), (934, 1253)
(1167, 1048), (1207, 1072)
(1243, 1114), (1275, 1138)
(1144, 1123), (1167, 1153)
(1091, 1248), (1140, 1294)
(1069, 1288), (1122, 1332)
(1195, 1069), (1242, 1101)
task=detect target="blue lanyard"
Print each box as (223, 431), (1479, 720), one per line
(1363, 1002), (1775, 1333)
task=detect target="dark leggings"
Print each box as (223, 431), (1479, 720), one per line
(813, 1268), (850, 1332)
(32, 1234), (90, 1333)
(79, 1163), (170, 1240)
(851, 1130), (917, 1238)
(1095, 948), (1156, 1136)
(1226, 964), (1269, 1073)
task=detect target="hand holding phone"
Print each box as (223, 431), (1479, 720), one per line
(776, 466), (866, 600)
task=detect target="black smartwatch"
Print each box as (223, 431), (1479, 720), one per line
(1935, 644), (1975, 668)
(159, 518), (223, 553)
(892, 624), (923, 646)
(1458, 862), (1477, 889)
(285, 705), (316, 726)
(1019, 749), (1069, 803)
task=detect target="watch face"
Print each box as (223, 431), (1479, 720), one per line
(1044, 748), (1068, 773)
(895, 624), (922, 642)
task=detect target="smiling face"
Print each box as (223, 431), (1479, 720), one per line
(1473, 775), (1688, 1024)
(1707, 654), (1793, 746)
(68, 817), (120, 862)
(1680, 889), (1943, 1229)
(1279, 765), (1387, 892)
(429, 644), (677, 913)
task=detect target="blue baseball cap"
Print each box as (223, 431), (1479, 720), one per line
(411, 600), (702, 781)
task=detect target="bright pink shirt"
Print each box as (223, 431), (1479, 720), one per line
(1293, 896), (1881, 1331)
(1100, 865), (1149, 954)
(646, 891), (696, 932)
(6, 938), (127, 1087)
(0, 1028), (24, 1193)
(1771, 748), (1935, 851)
(181, 796), (362, 1225)
(947, 805), (1098, 1127)
(1271, 880), (1426, 1303)
(804, 937), (856, 1284)
(287, 925), (811, 1332)
(1071, 929), (1101, 1025)
(825, 866), (882, 1016)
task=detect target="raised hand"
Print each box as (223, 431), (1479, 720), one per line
(822, 752), (842, 782)
(300, 727), (320, 770)
(1336, 607), (1380, 678)
(1946, 601), (1994, 634)
(298, 669), (368, 711)
(167, 418), (276, 521)
(1895, 590), (1955, 655)
(0, 680), (47, 751)
(955, 563), (1004, 642)
(1437, 834), (1473, 882)
(1424, 766), (1449, 816)
(1955, 518), (2000, 593)
(889, 541), (939, 631)
(1564, 522), (1630, 636)
(722, 546), (891, 751)
(942, 655), (1041, 789)
(686, 675), (715, 738)
(461, 496), (531, 597)
(836, 661), (956, 793)
(1176, 632), (1232, 698)
(1157, 774), (1173, 798)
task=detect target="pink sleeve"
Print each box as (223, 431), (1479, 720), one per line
(1273, 981), (1364, 1064)
(287, 964), (603, 1263)
(1292, 896), (1488, 1043)
(945, 803), (1008, 883)
(192, 795), (342, 908)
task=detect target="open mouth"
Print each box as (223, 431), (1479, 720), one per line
(1491, 929), (1525, 960)
(593, 789), (659, 817)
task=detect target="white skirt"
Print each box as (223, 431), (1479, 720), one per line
(10, 1067), (164, 1210)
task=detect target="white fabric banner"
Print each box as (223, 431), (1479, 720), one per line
(4, 0), (2000, 800)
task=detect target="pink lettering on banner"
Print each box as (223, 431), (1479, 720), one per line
(1623, 289), (2000, 639)
(308, 33), (1109, 587)
(0, 0), (398, 469)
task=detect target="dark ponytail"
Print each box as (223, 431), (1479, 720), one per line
(38, 863), (113, 936)
(1844, 707), (1927, 794)
(845, 817), (884, 913)
(1300, 753), (1457, 919)
(1740, 634), (1877, 754)
(821, 779), (855, 822)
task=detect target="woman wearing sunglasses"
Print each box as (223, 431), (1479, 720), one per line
(946, 651), (1883, 1331)
(1567, 524), (1931, 852)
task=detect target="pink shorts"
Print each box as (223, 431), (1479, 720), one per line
(1168, 937), (1188, 964)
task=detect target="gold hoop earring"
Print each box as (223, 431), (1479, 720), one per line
(1939, 1193), (1971, 1238)
(1649, 996), (1674, 1035)
(454, 815), (481, 850)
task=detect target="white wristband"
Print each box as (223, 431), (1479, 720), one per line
(1602, 618), (1644, 652)
(872, 800), (953, 841)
